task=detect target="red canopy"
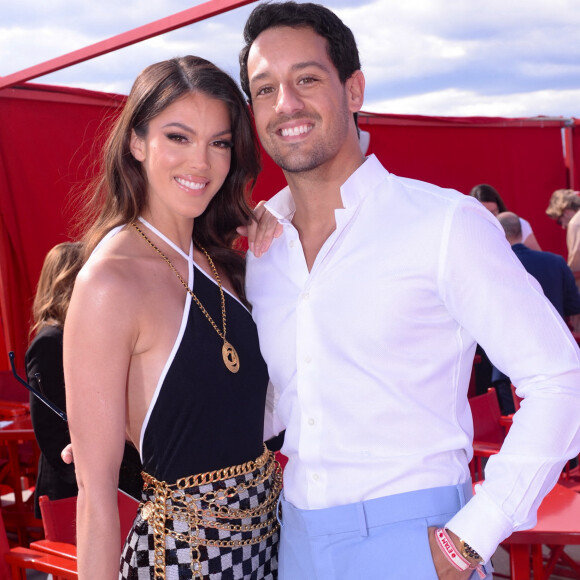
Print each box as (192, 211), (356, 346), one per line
(1, 82), (577, 371)
(357, 111), (573, 257)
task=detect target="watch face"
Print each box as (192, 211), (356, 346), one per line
(461, 540), (482, 562)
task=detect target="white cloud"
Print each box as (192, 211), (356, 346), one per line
(0, 26), (95, 71)
(366, 88), (580, 119)
(337, 0), (580, 116)
(1, 0), (580, 118)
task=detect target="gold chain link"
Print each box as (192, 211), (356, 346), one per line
(141, 445), (270, 491)
(151, 482), (169, 579)
(130, 221), (227, 341)
(140, 446), (281, 579)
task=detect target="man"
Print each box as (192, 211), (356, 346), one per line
(491, 211), (580, 413)
(240, 2), (580, 579)
(546, 188), (580, 289)
(497, 211), (580, 319)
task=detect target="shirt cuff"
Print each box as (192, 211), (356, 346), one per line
(445, 483), (514, 563)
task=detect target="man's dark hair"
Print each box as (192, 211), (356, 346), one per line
(239, 1), (361, 102)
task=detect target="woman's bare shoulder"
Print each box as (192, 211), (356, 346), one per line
(73, 228), (154, 315)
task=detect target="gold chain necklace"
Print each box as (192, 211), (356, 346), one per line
(130, 222), (240, 373)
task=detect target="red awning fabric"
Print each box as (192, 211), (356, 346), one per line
(572, 119), (580, 191)
(0, 83), (124, 371)
(0, 84), (578, 371)
(357, 112), (572, 257)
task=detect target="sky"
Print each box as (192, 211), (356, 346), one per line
(1, 0), (579, 119)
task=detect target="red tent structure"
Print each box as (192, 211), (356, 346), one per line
(0, 0), (578, 372)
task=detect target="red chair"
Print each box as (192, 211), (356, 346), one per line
(5, 547), (78, 580)
(0, 503), (77, 580)
(28, 494), (78, 570)
(31, 490), (139, 562)
(0, 372), (28, 404)
(496, 385), (521, 436)
(467, 353), (482, 399)
(0, 403), (29, 420)
(469, 387), (505, 444)
(0, 414), (42, 546)
(510, 384), (522, 412)
(0, 506), (12, 579)
(468, 387), (507, 481)
(117, 489), (140, 540)
(560, 455), (580, 494)
(469, 388), (580, 577)
(38, 495), (77, 545)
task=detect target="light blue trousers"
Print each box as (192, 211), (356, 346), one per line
(277, 481), (493, 579)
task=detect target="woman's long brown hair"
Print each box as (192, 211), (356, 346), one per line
(77, 56), (261, 304)
(30, 241), (84, 338)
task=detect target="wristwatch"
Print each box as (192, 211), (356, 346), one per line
(458, 537), (483, 563)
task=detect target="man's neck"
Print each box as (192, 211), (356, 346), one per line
(286, 143), (365, 220)
(284, 147), (365, 270)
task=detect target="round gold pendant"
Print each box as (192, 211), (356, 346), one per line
(141, 501), (154, 521)
(222, 341), (240, 373)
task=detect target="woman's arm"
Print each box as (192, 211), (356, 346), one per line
(64, 260), (137, 580)
(522, 231), (541, 251)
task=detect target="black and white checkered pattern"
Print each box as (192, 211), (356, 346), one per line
(119, 463), (279, 579)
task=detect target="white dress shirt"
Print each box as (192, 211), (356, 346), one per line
(247, 154), (580, 561)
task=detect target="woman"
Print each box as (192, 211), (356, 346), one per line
(25, 242), (83, 518)
(546, 188), (580, 284)
(469, 183), (541, 250)
(26, 242), (144, 520)
(64, 56), (280, 579)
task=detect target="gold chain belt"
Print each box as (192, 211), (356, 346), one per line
(139, 446), (282, 579)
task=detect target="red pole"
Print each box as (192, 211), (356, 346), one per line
(0, 0), (257, 90)
(564, 123), (576, 190)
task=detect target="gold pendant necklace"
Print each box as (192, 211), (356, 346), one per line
(131, 222), (240, 374)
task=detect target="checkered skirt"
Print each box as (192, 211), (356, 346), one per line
(119, 456), (280, 579)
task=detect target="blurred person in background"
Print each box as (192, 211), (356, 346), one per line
(491, 212), (580, 413)
(26, 242), (83, 518)
(470, 183), (541, 250)
(26, 241), (142, 520)
(546, 188), (580, 289)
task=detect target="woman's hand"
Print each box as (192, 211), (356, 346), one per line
(237, 200), (283, 257)
(61, 443), (74, 464)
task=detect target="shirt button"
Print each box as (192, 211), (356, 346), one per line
(308, 418), (315, 426)
(312, 473), (320, 481)
(289, 240), (296, 248)
(302, 292), (310, 301)
(304, 355), (312, 363)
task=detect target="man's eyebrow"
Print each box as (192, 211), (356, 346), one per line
(250, 60), (332, 85)
(161, 122), (232, 138)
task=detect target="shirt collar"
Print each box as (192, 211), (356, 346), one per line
(263, 185), (295, 222)
(264, 154), (387, 220)
(339, 154), (385, 208)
